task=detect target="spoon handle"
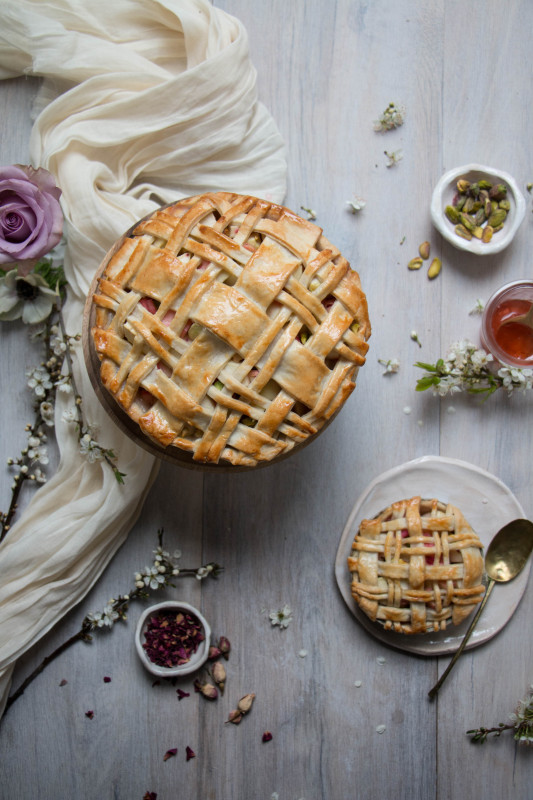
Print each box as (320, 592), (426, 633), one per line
(428, 578), (495, 699)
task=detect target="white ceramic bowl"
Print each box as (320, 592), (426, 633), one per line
(430, 163), (526, 255)
(135, 600), (211, 678)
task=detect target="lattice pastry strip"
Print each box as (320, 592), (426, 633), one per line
(91, 192), (370, 466)
(347, 496), (485, 634)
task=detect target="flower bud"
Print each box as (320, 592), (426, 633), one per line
(193, 678), (218, 700)
(237, 693), (255, 714)
(225, 709), (243, 725)
(218, 636), (231, 660)
(212, 661), (226, 694)
(208, 645), (221, 661)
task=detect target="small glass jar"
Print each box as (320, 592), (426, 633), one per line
(481, 280), (533, 368)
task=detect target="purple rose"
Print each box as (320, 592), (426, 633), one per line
(0, 164), (63, 268)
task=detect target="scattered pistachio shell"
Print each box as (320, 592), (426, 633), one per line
(354, 680), (362, 688)
(418, 241), (430, 260)
(427, 257), (442, 280)
(376, 725), (387, 734)
(298, 649), (308, 658)
(408, 257), (423, 270)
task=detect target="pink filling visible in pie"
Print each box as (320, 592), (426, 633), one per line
(140, 297), (158, 314)
(161, 310), (175, 326)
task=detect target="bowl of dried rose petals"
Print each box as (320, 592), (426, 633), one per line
(135, 601), (211, 677)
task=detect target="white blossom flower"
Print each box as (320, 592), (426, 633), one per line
(79, 432), (104, 463)
(269, 604), (293, 629)
(27, 443), (49, 465)
(62, 408), (78, 423)
(378, 357), (400, 374)
(346, 196), (366, 214)
(469, 299), (485, 315)
(196, 566), (208, 580)
(373, 102), (405, 132)
(26, 367), (52, 398)
(384, 149), (403, 168)
(142, 565), (165, 590)
(0, 269), (57, 325)
(50, 325), (67, 355)
(40, 400), (55, 427)
(32, 467), (47, 483)
(87, 604), (119, 629)
(55, 375), (72, 393)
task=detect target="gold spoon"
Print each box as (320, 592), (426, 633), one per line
(428, 518), (533, 699)
(500, 302), (533, 332)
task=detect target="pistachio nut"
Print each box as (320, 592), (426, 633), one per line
(459, 212), (476, 232)
(427, 257), (441, 280)
(472, 226), (484, 239)
(499, 199), (511, 211)
(463, 196), (475, 214)
(482, 225), (494, 243)
(478, 179), (492, 190)
(408, 257), (423, 270)
(455, 224), (472, 241)
(456, 179), (470, 193)
(445, 205), (460, 224)
(489, 183), (507, 201)
(487, 208), (507, 228)
(418, 241), (430, 260)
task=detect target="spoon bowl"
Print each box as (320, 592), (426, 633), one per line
(428, 518), (533, 699)
(500, 302), (533, 333)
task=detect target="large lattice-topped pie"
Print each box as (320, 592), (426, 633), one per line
(89, 192), (370, 466)
(347, 496), (485, 634)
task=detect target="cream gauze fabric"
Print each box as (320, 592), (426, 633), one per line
(0, 0), (287, 716)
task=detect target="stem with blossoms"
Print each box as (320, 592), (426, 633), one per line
(467, 686), (533, 745)
(0, 258), (125, 542)
(4, 530), (223, 714)
(415, 339), (533, 397)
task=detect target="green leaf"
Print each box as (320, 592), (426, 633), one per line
(114, 469), (126, 485)
(415, 376), (439, 392)
(414, 361), (438, 372)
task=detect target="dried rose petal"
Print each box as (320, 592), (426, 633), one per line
(176, 688), (190, 701)
(85, 710), (94, 719)
(163, 748), (178, 762)
(262, 731), (273, 743)
(59, 679), (68, 687)
(186, 746), (196, 761)
(143, 793), (157, 800)
(103, 676), (112, 683)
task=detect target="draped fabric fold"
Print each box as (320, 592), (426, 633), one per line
(0, 0), (286, 716)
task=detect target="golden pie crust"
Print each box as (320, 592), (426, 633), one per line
(89, 192), (370, 466)
(347, 496), (485, 634)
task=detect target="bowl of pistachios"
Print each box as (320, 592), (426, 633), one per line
(430, 164), (526, 255)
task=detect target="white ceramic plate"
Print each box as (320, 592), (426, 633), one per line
(335, 455), (530, 655)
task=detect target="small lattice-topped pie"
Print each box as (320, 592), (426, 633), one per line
(347, 496), (485, 634)
(89, 192), (370, 466)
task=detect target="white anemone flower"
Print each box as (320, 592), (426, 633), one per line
(0, 269), (56, 324)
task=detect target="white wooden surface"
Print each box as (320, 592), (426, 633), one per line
(2, 2), (533, 798)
